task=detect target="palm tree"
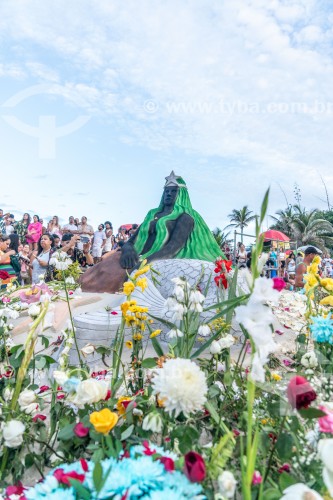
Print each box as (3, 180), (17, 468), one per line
(270, 206), (295, 237)
(291, 209), (333, 250)
(225, 206), (256, 242)
(212, 228), (232, 248)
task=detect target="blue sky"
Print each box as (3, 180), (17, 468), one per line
(1, 0), (333, 240)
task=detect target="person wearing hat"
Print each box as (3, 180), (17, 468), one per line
(295, 246), (320, 289)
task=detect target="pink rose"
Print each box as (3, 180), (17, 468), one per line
(272, 277), (286, 292)
(318, 405), (333, 433)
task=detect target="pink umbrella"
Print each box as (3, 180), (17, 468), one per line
(260, 230), (290, 242)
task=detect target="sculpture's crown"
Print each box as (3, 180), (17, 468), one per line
(164, 171), (187, 188)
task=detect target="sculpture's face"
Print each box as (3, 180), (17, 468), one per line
(163, 186), (179, 207)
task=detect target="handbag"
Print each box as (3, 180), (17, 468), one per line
(10, 254), (21, 274)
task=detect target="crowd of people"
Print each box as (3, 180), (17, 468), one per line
(0, 209), (138, 288)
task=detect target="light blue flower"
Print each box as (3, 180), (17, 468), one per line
(25, 475), (76, 500)
(310, 315), (333, 344)
(63, 377), (81, 393)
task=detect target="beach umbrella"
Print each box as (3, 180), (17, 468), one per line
(297, 245), (322, 254)
(260, 230), (290, 242)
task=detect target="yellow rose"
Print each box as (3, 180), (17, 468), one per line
(123, 281), (135, 296)
(320, 296), (333, 307)
(150, 329), (161, 338)
(90, 408), (118, 434)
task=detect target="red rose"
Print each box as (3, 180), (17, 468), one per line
(184, 451), (206, 482)
(278, 463), (291, 473)
(74, 422), (90, 438)
(53, 469), (85, 486)
(142, 440), (156, 456)
(158, 456), (175, 472)
(5, 482), (26, 497)
(0, 270), (10, 280)
(287, 375), (317, 410)
(272, 277), (286, 292)
(33, 414), (47, 422)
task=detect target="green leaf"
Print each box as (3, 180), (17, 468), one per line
(14, 345), (25, 359)
(121, 424), (134, 441)
(35, 356), (46, 370)
(68, 479), (91, 500)
(151, 337), (164, 357)
(57, 423), (75, 441)
(260, 188), (270, 223)
(141, 357), (157, 368)
(263, 488), (282, 500)
(25, 453), (35, 467)
(41, 335), (50, 348)
(276, 433), (293, 460)
(298, 407), (327, 419)
(93, 461), (103, 492)
(279, 472), (298, 492)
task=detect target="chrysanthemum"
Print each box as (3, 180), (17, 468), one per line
(151, 358), (208, 417)
(310, 315), (333, 344)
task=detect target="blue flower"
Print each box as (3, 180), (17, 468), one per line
(63, 377), (81, 393)
(25, 476), (76, 500)
(310, 315), (333, 344)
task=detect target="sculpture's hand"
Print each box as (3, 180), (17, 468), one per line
(120, 243), (139, 269)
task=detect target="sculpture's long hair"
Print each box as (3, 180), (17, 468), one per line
(134, 181), (224, 262)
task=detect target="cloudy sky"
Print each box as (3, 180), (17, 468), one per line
(1, 0), (333, 239)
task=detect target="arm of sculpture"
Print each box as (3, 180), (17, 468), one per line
(146, 213), (194, 262)
(119, 231), (140, 269)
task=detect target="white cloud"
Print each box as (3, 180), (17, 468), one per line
(0, 0), (333, 227)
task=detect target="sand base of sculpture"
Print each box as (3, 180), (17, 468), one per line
(65, 258), (226, 368)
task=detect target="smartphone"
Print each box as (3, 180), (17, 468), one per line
(80, 236), (89, 243)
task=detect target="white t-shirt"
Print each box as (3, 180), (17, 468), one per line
(63, 223), (77, 233)
(5, 225), (14, 236)
(93, 230), (106, 247)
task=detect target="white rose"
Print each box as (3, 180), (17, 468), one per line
(19, 302), (29, 310)
(28, 304), (41, 317)
(74, 379), (108, 406)
(218, 470), (237, 499)
(18, 389), (36, 411)
(210, 340), (222, 355)
(53, 370), (69, 385)
(198, 324), (211, 337)
(301, 351), (318, 368)
(281, 483), (323, 500)
(142, 412), (163, 433)
(3, 420), (25, 448)
(218, 334), (235, 350)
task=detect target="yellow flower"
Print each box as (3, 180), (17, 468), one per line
(125, 340), (133, 349)
(140, 322), (146, 332)
(261, 419), (268, 425)
(133, 265), (150, 279)
(304, 273), (318, 287)
(313, 255), (321, 265)
(116, 396), (133, 415)
(308, 263), (319, 275)
(133, 333), (143, 341)
(321, 278), (333, 291)
(90, 408), (118, 434)
(150, 329), (161, 338)
(124, 315), (138, 326)
(123, 281), (135, 296)
(121, 301), (130, 315)
(136, 277), (148, 292)
(271, 372), (282, 381)
(320, 296), (333, 307)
